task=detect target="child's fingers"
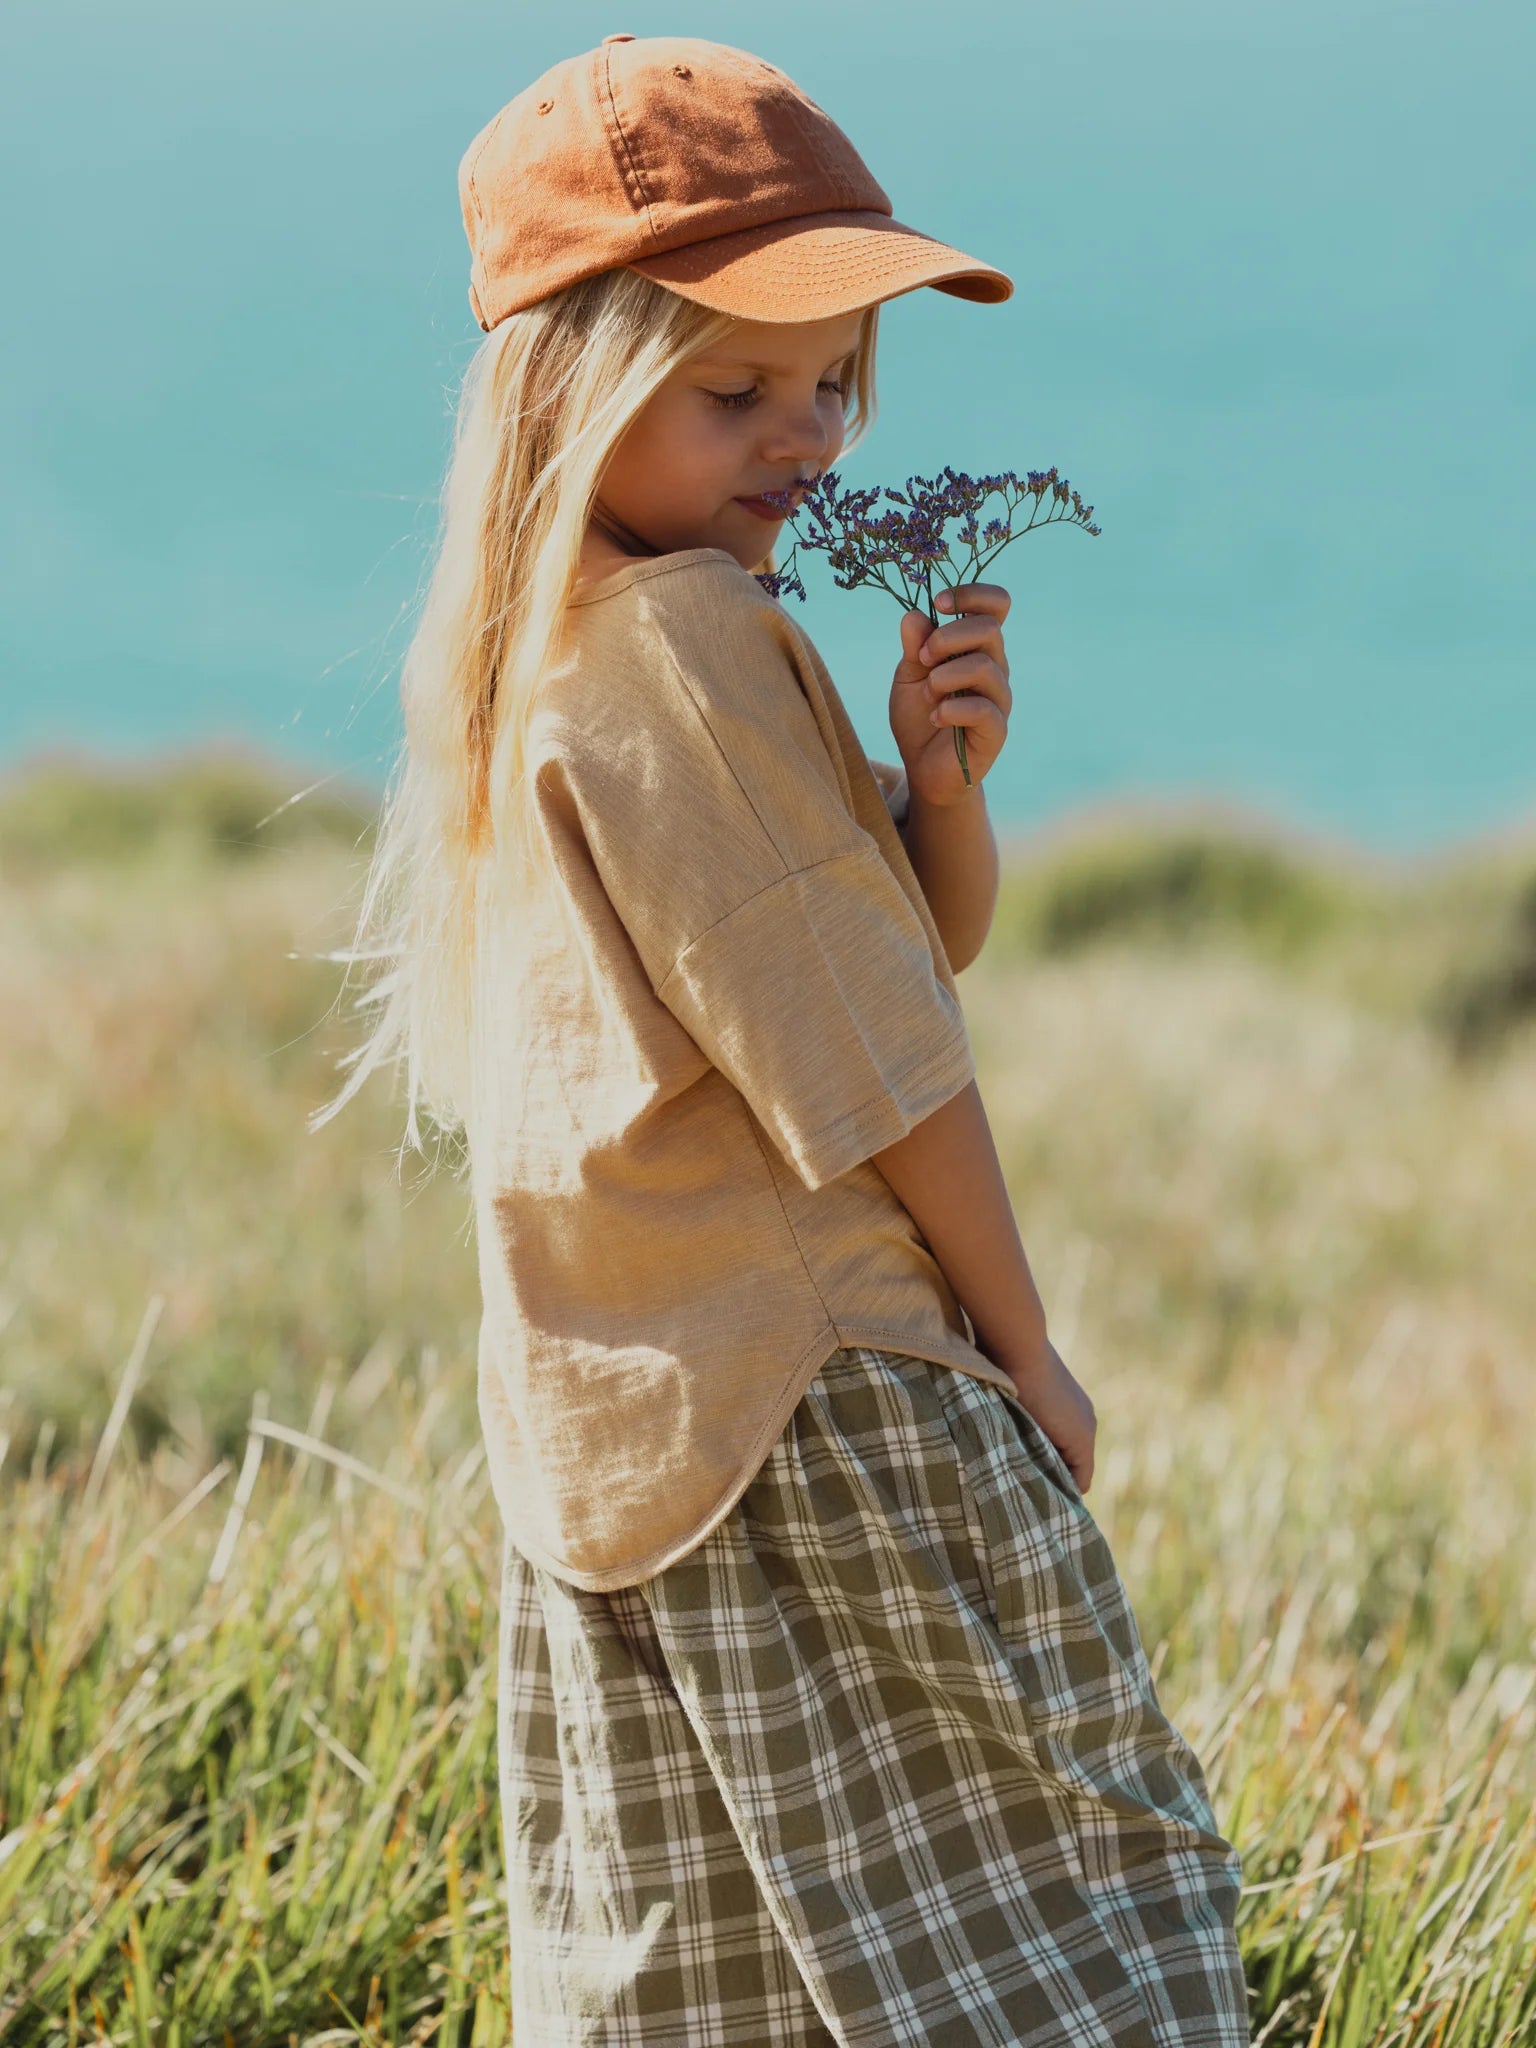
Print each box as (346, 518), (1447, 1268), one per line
(936, 581), (1012, 622)
(921, 614), (1009, 682)
(926, 652), (1012, 719)
(930, 696), (1006, 746)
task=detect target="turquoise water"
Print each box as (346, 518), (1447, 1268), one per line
(3, 0), (1531, 854)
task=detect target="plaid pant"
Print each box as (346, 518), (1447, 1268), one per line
(496, 1345), (1251, 2046)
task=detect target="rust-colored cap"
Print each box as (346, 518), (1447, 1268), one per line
(458, 34), (1014, 330)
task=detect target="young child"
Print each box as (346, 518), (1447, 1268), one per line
(330, 33), (1250, 2046)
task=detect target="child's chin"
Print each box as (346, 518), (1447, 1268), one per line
(713, 540), (768, 575)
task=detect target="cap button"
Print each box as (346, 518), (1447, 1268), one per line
(601, 32), (635, 43)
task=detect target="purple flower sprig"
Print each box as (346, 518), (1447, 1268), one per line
(754, 464), (1101, 786)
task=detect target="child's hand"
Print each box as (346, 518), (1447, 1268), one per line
(889, 582), (1013, 806)
(1002, 1336), (1098, 1494)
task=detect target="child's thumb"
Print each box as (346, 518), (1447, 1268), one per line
(898, 607), (931, 670)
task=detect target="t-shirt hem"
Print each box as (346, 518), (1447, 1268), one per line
(496, 1320), (1019, 1595)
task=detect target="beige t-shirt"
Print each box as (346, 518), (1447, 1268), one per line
(468, 545), (1017, 1591)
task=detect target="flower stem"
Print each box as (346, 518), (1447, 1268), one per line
(931, 584), (971, 786)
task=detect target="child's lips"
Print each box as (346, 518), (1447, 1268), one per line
(734, 494), (789, 521)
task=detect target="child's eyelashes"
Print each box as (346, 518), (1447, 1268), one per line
(706, 380), (845, 412)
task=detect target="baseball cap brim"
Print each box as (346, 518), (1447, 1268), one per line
(626, 208), (1013, 322)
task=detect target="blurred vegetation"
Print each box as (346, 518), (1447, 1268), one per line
(990, 824), (1354, 961)
(1, 754), (1533, 2041)
(0, 747), (377, 873)
(1429, 869), (1536, 1060)
(988, 812), (1536, 1064)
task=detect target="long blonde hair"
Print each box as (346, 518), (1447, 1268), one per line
(311, 266), (880, 1173)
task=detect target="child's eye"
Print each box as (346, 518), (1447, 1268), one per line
(706, 379), (845, 411)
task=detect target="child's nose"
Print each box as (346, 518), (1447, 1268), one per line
(764, 404), (838, 465)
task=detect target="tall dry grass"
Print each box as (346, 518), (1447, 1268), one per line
(1, 759), (1533, 2042)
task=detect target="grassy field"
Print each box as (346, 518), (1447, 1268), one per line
(1, 754), (1534, 2044)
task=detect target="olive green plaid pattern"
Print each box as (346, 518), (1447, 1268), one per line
(496, 1345), (1251, 2046)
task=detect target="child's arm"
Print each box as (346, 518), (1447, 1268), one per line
(897, 786), (999, 975)
(885, 583), (1012, 973)
(870, 1076), (1045, 1372)
(869, 1078), (1099, 1489)
(867, 754), (996, 970)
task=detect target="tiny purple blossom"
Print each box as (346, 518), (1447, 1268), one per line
(754, 462), (1101, 785)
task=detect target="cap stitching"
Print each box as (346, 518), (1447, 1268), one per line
(463, 108), (502, 240)
(636, 245), (1005, 283)
(462, 108), (506, 326)
(596, 42), (656, 238)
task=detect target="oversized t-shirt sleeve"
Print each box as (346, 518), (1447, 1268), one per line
(554, 566), (974, 1192)
(866, 755), (911, 828)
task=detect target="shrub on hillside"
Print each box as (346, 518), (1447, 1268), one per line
(992, 828), (1350, 960)
(0, 752), (376, 870)
(1430, 868), (1536, 1059)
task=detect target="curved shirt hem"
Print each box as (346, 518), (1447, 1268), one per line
(498, 1323), (1021, 1595)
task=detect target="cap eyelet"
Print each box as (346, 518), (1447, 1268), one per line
(536, 97), (555, 114)
(671, 63), (691, 78)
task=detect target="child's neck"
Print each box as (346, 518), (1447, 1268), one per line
(580, 503), (661, 571)
(576, 530), (643, 582)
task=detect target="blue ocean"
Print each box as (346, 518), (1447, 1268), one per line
(3, 0), (1530, 855)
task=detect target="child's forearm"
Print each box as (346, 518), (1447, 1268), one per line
(898, 788), (999, 975)
(868, 1078), (1049, 1381)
